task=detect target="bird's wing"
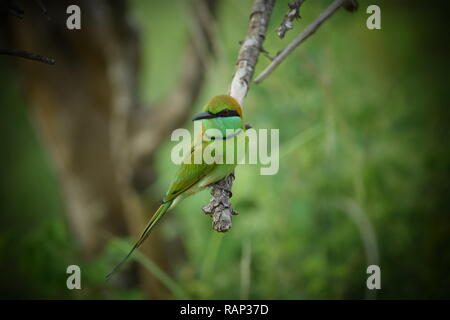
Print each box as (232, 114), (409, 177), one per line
(164, 140), (215, 202)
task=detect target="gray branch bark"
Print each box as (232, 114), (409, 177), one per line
(276, 0), (305, 39)
(202, 174), (238, 232)
(203, 0), (276, 232)
(229, 0), (276, 105)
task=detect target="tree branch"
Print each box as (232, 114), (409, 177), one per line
(229, 0), (276, 105)
(254, 0), (357, 84)
(276, 0), (305, 39)
(0, 49), (55, 65)
(202, 0), (276, 232)
(0, 1), (54, 64)
(202, 173), (238, 232)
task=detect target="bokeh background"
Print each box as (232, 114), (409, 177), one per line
(0, 0), (449, 299)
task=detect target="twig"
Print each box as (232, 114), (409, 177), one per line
(0, 49), (55, 65)
(276, 0), (305, 39)
(202, 0), (276, 232)
(254, 0), (356, 84)
(261, 46), (275, 61)
(0, 2), (53, 65)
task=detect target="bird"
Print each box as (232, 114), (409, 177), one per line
(107, 94), (245, 279)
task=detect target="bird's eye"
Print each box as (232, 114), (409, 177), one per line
(217, 109), (237, 117)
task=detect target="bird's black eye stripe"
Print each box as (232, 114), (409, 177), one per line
(216, 109), (239, 118)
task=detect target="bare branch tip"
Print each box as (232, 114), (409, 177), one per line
(0, 49), (56, 65)
(276, 0), (306, 39)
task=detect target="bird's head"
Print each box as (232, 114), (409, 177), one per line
(192, 95), (244, 138)
(192, 94), (243, 122)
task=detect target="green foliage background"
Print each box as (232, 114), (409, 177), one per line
(0, 0), (448, 299)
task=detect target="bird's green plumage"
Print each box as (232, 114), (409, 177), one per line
(107, 94), (244, 279)
(164, 140), (216, 202)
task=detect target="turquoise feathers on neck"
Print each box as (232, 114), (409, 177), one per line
(202, 116), (243, 139)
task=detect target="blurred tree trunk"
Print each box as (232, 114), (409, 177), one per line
(6, 0), (215, 298)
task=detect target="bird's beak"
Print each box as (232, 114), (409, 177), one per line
(192, 111), (214, 121)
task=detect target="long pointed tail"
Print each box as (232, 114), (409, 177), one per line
(106, 200), (172, 280)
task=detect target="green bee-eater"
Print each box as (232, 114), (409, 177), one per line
(107, 94), (244, 279)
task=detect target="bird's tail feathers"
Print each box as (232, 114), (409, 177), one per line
(106, 200), (172, 280)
